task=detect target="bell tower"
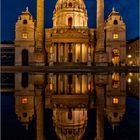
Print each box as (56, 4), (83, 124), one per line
(15, 7), (35, 66)
(34, 0), (45, 65)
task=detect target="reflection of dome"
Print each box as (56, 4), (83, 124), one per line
(53, 108), (87, 140)
(53, 0), (88, 27)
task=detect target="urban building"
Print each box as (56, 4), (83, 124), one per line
(0, 42), (15, 66)
(126, 37), (140, 66)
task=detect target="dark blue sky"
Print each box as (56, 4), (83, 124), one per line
(1, 0), (139, 41)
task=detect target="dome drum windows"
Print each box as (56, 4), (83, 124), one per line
(68, 17), (73, 27)
(68, 2), (72, 7)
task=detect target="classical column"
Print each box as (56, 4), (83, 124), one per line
(87, 44), (91, 66)
(96, 0), (104, 51)
(73, 43), (76, 62)
(80, 43), (82, 63)
(95, 0), (108, 66)
(35, 0), (45, 65)
(64, 43), (68, 62)
(58, 43), (61, 62)
(49, 45), (54, 66)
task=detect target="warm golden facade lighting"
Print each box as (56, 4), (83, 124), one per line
(21, 98), (28, 104)
(128, 54), (132, 58)
(127, 78), (132, 83)
(113, 98), (119, 104)
(22, 33), (28, 39)
(113, 33), (119, 39)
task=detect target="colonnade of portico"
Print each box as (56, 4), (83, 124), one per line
(47, 74), (94, 95)
(47, 42), (93, 65)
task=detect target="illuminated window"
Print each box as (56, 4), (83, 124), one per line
(113, 98), (119, 104)
(21, 98), (28, 104)
(113, 33), (119, 39)
(112, 73), (120, 88)
(22, 33), (28, 39)
(50, 84), (53, 90)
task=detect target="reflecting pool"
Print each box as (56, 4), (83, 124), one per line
(1, 72), (139, 140)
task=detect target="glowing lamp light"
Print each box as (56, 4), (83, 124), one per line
(129, 73), (133, 76)
(127, 78), (132, 83)
(21, 98), (28, 104)
(128, 55), (132, 58)
(113, 98), (119, 104)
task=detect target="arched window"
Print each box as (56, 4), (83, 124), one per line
(23, 112), (27, 118)
(69, 2), (72, 7)
(68, 17), (72, 27)
(23, 19), (27, 24)
(22, 73), (29, 88)
(22, 49), (28, 66)
(113, 112), (118, 118)
(114, 20), (118, 25)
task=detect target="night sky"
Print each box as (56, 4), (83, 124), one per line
(1, 0), (139, 41)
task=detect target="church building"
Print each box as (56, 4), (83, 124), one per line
(14, 0), (126, 67)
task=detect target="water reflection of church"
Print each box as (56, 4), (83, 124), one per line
(15, 72), (126, 140)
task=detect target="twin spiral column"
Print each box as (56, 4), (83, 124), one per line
(95, 0), (108, 66)
(35, 0), (45, 65)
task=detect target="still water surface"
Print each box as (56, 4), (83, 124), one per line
(1, 72), (139, 140)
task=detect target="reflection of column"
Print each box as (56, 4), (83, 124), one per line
(95, 0), (108, 66)
(34, 74), (45, 140)
(35, 86), (44, 140)
(96, 86), (104, 140)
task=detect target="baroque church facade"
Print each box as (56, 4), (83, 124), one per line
(15, 0), (126, 67)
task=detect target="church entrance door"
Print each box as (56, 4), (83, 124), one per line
(68, 52), (72, 62)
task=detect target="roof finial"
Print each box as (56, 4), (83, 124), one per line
(112, 7), (115, 12)
(26, 6), (29, 12)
